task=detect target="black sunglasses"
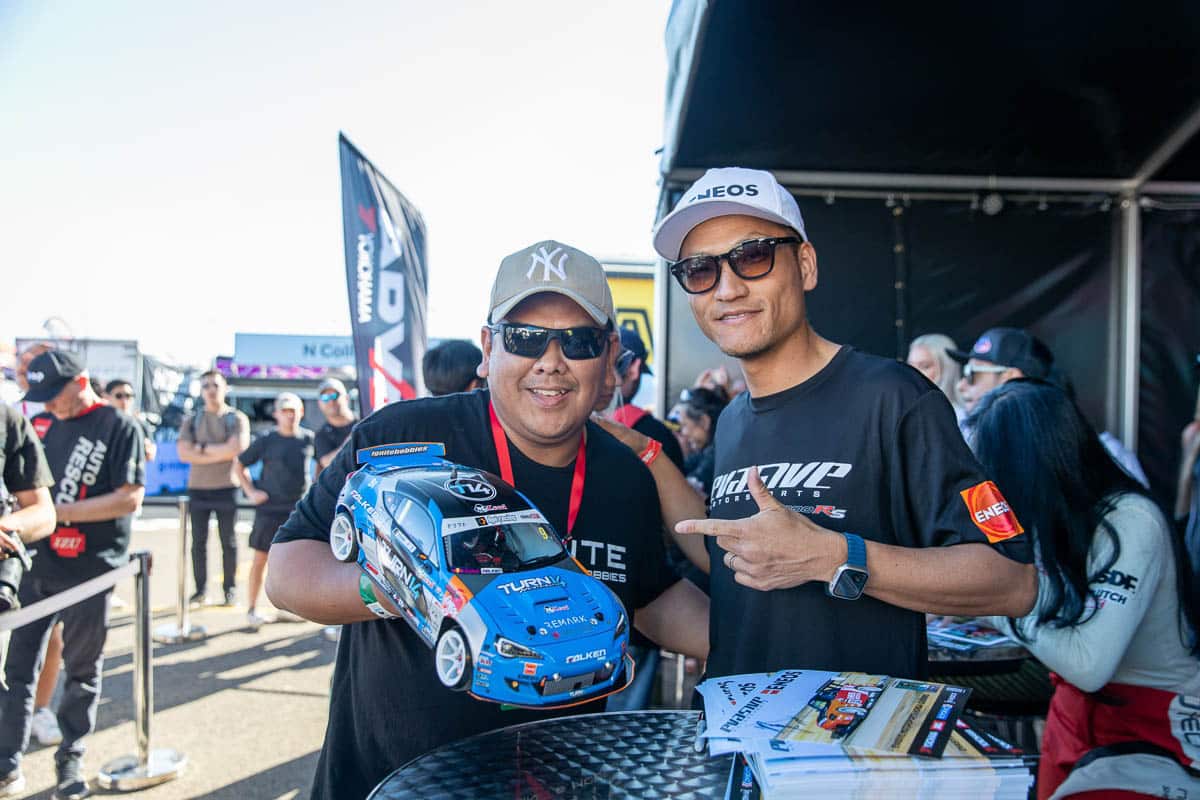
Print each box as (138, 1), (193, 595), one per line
(490, 323), (609, 360)
(669, 236), (801, 294)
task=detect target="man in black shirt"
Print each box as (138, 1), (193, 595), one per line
(103, 380), (156, 463)
(616, 167), (1036, 683)
(0, 351), (145, 800)
(236, 392), (315, 628)
(313, 378), (356, 479)
(268, 240), (708, 800)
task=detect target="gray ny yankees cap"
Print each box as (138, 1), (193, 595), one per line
(488, 240), (615, 327)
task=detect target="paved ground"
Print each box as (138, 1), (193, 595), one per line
(12, 505), (335, 800)
(7, 504), (702, 799)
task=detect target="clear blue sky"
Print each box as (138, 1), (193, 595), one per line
(1, 1), (670, 365)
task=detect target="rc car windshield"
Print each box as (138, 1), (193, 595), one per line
(445, 522), (566, 573)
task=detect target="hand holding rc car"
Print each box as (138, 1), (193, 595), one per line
(328, 442), (633, 708)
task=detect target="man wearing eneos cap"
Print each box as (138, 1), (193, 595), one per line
(602, 166), (1036, 685)
(267, 240), (709, 800)
(234, 392), (315, 629)
(0, 350), (145, 799)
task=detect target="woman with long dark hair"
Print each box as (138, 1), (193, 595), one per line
(970, 380), (1200, 798)
(669, 386), (728, 500)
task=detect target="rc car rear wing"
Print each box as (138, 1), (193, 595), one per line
(356, 442), (448, 469)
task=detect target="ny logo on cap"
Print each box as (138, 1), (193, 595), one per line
(526, 245), (568, 282)
(27, 371), (44, 383)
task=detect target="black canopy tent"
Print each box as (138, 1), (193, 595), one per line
(655, 0), (1200, 501)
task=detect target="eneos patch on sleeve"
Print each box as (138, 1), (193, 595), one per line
(960, 481), (1024, 544)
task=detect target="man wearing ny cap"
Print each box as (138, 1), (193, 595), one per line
(607, 167), (1035, 684)
(268, 240), (708, 799)
(235, 392), (315, 629)
(0, 351), (145, 800)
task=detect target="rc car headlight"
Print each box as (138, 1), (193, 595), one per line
(496, 637), (543, 660)
(614, 613), (626, 638)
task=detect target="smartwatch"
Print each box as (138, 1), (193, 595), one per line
(827, 532), (869, 600)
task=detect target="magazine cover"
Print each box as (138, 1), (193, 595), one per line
(926, 617), (1012, 648)
(698, 670), (971, 759)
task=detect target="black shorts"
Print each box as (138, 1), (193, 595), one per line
(249, 507), (294, 552)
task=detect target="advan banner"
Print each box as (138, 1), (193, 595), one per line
(338, 133), (429, 413)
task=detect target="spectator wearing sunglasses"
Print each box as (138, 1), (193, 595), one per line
(950, 329), (1149, 486)
(177, 369), (250, 608)
(422, 340), (484, 397)
(267, 239), (710, 799)
(313, 378), (357, 479)
(619, 166), (1036, 685)
(103, 380), (156, 462)
(948, 328), (1053, 416)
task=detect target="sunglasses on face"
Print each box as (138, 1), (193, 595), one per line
(319, 391), (340, 402)
(201, 382), (221, 390)
(962, 363), (1007, 385)
(490, 323), (609, 360)
(669, 236), (801, 295)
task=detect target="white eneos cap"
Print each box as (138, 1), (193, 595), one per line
(652, 167), (807, 261)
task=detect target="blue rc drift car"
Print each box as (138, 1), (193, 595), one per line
(329, 442), (633, 708)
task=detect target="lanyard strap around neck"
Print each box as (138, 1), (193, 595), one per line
(488, 401), (586, 540)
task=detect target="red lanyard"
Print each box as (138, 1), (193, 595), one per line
(488, 401), (586, 540)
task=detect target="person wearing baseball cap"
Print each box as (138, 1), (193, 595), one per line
(947, 327), (1055, 414)
(266, 239), (709, 798)
(1, 350), (146, 798)
(235, 391), (315, 629)
(601, 167), (1036, 685)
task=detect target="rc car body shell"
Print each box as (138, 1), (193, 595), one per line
(332, 442), (632, 708)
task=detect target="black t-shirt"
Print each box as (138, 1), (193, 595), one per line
(314, 420), (355, 461)
(0, 405), (53, 499)
(632, 413), (685, 471)
(274, 389), (676, 800)
(706, 347), (1032, 681)
(31, 405), (145, 583)
(239, 429), (315, 510)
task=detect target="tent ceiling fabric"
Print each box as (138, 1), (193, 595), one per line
(663, 0), (1200, 183)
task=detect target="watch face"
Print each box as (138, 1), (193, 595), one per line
(831, 567), (869, 600)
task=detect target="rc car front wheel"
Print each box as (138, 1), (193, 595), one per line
(435, 626), (472, 691)
(330, 511), (359, 563)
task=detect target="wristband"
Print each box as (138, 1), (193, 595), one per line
(359, 573), (399, 620)
(638, 438), (663, 467)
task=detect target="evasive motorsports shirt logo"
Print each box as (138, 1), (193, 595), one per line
(960, 481), (1024, 544)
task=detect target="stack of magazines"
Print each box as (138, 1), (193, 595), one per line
(697, 670), (1033, 799)
(927, 617), (1015, 653)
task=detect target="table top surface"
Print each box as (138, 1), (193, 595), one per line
(369, 710), (732, 800)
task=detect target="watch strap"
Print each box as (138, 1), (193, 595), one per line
(843, 532), (867, 570)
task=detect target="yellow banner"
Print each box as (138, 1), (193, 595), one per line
(608, 274), (655, 366)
